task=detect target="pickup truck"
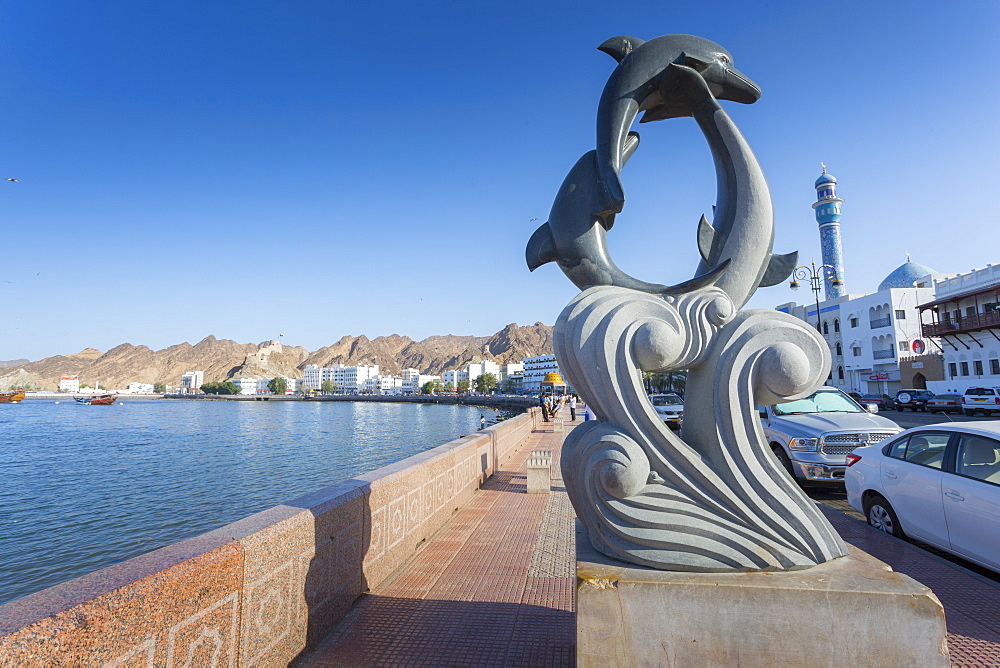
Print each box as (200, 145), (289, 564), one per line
(759, 387), (902, 483)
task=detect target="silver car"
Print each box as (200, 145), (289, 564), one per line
(649, 393), (683, 430)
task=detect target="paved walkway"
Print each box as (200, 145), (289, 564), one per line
(298, 415), (1000, 667)
(297, 416), (576, 666)
(821, 506), (1000, 667)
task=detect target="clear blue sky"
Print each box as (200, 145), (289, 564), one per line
(3, 0), (998, 361)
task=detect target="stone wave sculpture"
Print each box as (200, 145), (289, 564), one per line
(528, 34), (848, 571)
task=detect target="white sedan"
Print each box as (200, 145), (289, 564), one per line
(845, 421), (1000, 574)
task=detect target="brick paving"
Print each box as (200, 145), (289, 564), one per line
(297, 417), (577, 667)
(297, 415), (1000, 667)
(821, 506), (1000, 667)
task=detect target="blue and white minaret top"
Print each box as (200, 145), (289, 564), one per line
(812, 164), (846, 299)
(812, 163), (843, 226)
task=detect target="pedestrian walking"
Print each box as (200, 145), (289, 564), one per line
(569, 394), (577, 421)
(539, 394), (550, 422)
(480, 414), (486, 430)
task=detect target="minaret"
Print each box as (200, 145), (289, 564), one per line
(812, 163), (845, 298)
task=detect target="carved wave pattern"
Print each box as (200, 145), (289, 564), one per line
(555, 286), (848, 571)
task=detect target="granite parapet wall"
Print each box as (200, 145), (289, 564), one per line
(0, 408), (543, 665)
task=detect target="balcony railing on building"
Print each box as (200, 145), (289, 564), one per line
(873, 349), (895, 360)
(921, 310), (1000, 337)
(869, 317), (892, 329)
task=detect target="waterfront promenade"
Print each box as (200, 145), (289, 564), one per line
(296, 415), (1000, 667)
(297, 415), (576, 666)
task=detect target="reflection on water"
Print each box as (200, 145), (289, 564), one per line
(0, 399), (501, 605)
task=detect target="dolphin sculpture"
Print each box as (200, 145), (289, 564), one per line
(661, 61), (797, 307)
(526, 35), (794, 305)
(525, 132), (729, 294)
(595, 34), (761, 217)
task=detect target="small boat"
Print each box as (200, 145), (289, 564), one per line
(74, 394), (117, 405)
(0, 391), (26, 404)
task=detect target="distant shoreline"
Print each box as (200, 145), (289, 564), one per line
(163, 393), (535, 410)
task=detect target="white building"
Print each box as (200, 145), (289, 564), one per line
(59, 375), (80, 393)
(442, 370), (460, 390)
(231, 377), (259, 395)
(522, 354), (560, 394)
(776, 259), (949, 395)
(500, 363), (523, 381)
(125, 382), (154, 394)
(416, 374), (441, 393)
(253, 377), (299, 394)
(919, 263), (1000, 394)
(180, 371), (204, 394)
(499, 363), (524, 394)
(301, 363), (379, 394)
(464, 360), (500, 390)
(400, 368), (421, 394)
(303, 365), (323, 391)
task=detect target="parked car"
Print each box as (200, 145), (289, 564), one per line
(649, 393), (683, 430)
(926, 393), (964, 414)
(846, 391), (864, 403)
(860, 393), (894, 411)
(962, 387), (1000, 417)
(845, 422), (1000, 574)
(760, 387), (902, 483)
(894, 389), (935, 412)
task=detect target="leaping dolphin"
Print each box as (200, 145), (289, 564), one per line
(666, 60), (796, 307)
(526, 35), (794, 307)
(595, 34), (761, 216)
(526, 131), (729, 294)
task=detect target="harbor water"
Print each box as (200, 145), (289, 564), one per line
(0, 398), (505, 605)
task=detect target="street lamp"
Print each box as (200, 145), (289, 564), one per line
(790, 260), (843, 331)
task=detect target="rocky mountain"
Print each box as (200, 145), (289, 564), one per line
(0, 358), (29, 369)
(0, 324), (554, 391)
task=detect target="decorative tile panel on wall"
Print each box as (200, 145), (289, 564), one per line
(165, 591), (240, 667)
(0, 543), (243, 666)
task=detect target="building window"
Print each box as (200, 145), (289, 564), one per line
(899, 341), (910, 352)
(835, 342), (843, 356)
(834, 319), (840, 332)
(850, 317), (858, 328)
(852, 346), (861, 357)
(822, 321), (829, 335)
(837, 366), (844, 380)
(949, 362), (958, 378)
(961, 362), (970, 376)
(992, 359), (1000, 375)
(895, 310), (906, 320)
(966, 306), (977, 317)
(975, 360), (984, 375)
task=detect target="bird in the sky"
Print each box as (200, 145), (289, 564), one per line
(5, 178), (18, 182)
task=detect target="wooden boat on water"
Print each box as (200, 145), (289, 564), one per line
(74, 394), (117, 405)
(0, 391), (26, 403)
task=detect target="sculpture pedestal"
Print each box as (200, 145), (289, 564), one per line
(576, 527), (949, 667)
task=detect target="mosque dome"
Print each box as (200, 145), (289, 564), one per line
(815, 171), (836, 187)
(543, 372), (564, 383)
(878, 259), (937, 291)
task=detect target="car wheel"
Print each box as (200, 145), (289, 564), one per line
(929, 409), (938, 414)
(864, 495), (904, 538)
(964, 409), (974, 417)
(772, 446), (794, 477)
